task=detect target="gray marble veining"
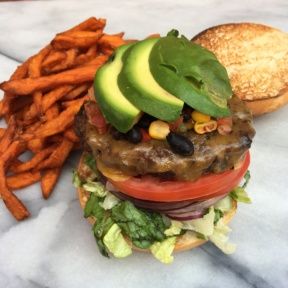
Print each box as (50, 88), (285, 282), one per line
(0, 1), (288, 287)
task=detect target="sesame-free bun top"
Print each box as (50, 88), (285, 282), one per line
(192, 23), (288, 116)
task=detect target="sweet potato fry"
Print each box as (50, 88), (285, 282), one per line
(8, 158), (23, 174)
(29, 45), (52, 115)
(0, 140), (29, 220)
(64, 127), (80, 143)
(0, 128), (6, 138)
(0, 170), (30, 220)
(47, 48), (78, 73)
(11, 146), (55, 173)
(74, 45), (98, 66)
(45, 104), (59, 120)
(62, 83), (90, 100)
(6, 171), (41, 190)
(61, 95), (89, 108)
(24, 85), (74, 121)
(51, 31), (103, 50)
(0, 56), (108, 95)
(2, 60), (30, 115)
(0, 140), (26, 165)
(0, 116), (16, 156)
(98, 33), (126, 49)
(36, 138), (73, 170)
(42, 50), (67, 70)
(27, 138), (45, 153)
(62, 17), (106, 34)
(22, 99), (84, 140)
(41, 167), (61, 199)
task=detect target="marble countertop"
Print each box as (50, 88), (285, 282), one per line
(0, 1), (287, 287)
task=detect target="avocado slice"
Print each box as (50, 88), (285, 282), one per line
(149, 35), (232, 117)
(94, 44), (141, 133)
(118, 38), (183, 122)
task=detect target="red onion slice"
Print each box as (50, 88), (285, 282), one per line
(167, 210), (205, 221)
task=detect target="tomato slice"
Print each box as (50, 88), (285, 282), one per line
(109, 152), (250, 202)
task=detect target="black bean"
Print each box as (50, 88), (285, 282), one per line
(182, 113), (191, 122)
(137, 114), (156, 129)
(166, 132), (194, 156)
(126, 127), (142, 144)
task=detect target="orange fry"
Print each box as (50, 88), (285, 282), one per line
(42, 50), (67, 70)
(6, 171), (41, 190)
(61, 94), (89, 108)
(45, 104), (60, 120)
(2, 60), (30, 115)
(0, 128), (6, 138)
(0, 116), (16, 156)
(51, 30), (103, 50)
(64, 127), (80, 143)
(11, 146), (55, 173)
(74, 45), (98, 66)
(27, 139), (45, 153)
(22, 100), (84, 140)
(62, 17), (106, 34)
(62, 83), (90, 100)
(98, 33), (126, 49)
(0, 56), (108, 95)
(47, 48), (78, 73)
(29, 45), (51, 115)
(25, 85), (74, 121)
(41, 167), (61, 199)
(0, 142), (29, 220)
(36, 138), (73, 170)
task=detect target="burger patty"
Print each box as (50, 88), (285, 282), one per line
(75, 96), (255, 181)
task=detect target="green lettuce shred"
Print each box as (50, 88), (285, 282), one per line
(209, 219), (236, 254)
(111, 201), (170, 249)
(100, 192), (120, 210)
(103, 223), (132, 258)
(150, 237), (177, 264)
(164, 220), (183, 236)
(83, 181), (107, 197)
(182, 207), (215, 236)
(72, 170), (82, 188)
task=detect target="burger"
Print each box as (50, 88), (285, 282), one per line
(73, 30), (255, 263)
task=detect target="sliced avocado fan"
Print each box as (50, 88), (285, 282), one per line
(149, 32), (232, 117)
(118, 38), (184, 122)
(94, 44), (141, 133)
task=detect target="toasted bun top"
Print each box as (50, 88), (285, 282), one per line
(77, 155), (237, 253)
(193, 23), (288, 103)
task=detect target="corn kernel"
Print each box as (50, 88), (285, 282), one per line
(194, 120), (217, 134)
(149, 120), (170, 140)
(191, 111), (211, 123)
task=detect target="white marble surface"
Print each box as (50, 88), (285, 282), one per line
(0, 1), (288, 287)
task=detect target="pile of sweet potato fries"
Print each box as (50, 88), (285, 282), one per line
(0, 17), (126, 221)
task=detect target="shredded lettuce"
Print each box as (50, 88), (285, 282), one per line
(100, 192), (120, 210)
(83, 181), (107, 197)
(182, 207), (215, 236)
(230, 187), (251, 204)
(111, 201), (170, 249)
(164, 220), (183, 236)
(230, 170), (251, 203)
(72, 170), (82, 188)
(103, 223), (132, 258)
(214, 196), (232, 212)
(150, 237), (176, 264)
(209, 219), (236, 254)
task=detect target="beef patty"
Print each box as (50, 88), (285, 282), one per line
(75, 96), (255, 181)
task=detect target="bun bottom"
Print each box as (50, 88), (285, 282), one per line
(77, 154), (237, 253)
(245, 90), (288, 116)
